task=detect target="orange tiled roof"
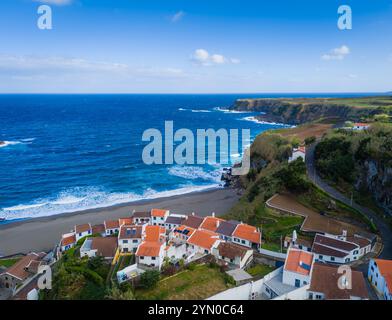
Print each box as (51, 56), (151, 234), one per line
(200, 216), (224, 232)
(151, 209), (168, 217)
(233, 224), (261, 244)
(374, 259), (392, 291)
(187, 229), (219, 250)
(144, 225), (165, 242)
(136, 241), (163, 257)
(297, 146), (306, 153)
(105, 220), (120, 230)
(284, 249), (314, 276)
(354, 123), (369, 127)
(61, 234), (76, 246)
(3, 253), (42, 281)
(174, 225), (195, 237)
(119, 217), (133, 226)
(75, 223), (91, 234)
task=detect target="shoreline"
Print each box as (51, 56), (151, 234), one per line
(0, 187), (240, 256)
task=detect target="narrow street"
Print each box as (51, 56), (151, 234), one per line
(306, 142), (392, 260)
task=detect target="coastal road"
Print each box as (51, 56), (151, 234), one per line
(306, 142), (392, 260)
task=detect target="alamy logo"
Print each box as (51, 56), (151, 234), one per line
(142, 121), (251, 175)
(337, 5), (352, 30)
(337, 265), (352, 290)
(37, 5), (53, 30)
(37, 265), (52, 290)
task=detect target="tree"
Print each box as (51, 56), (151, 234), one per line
(140, 270), (160, 289)
(304, 136), (316, 146)
(106, 285), (135, 300)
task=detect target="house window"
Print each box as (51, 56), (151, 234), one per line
(319, 255), (323, 260)
(79, 233), (82, 237)
(140, 256), (144, 260)
(123, 248), (128, 252)
(123, 240), (128, 244)
(295, 279), (300, 288)
(309, 293), (313, 299)
(299, 245), (303, 249)
(152, 257), (156, 260)
(204, 250), (209, 254)
(133, 240), (138, 243)
(330, 257), (335, 261)
(241, 240), (246, 244)
(316, 294), (322, 300)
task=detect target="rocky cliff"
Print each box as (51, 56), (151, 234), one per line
(232, 98), (386, 125)
(357, 159), (392, 215)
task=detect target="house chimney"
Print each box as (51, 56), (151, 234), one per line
(212, 212), (215, 217)
(216, 220), (220, 228)
(192, 212), (195, 216)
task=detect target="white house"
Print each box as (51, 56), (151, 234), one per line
(288, 146), (306, 163)
(80, 237), (118, 261)
(164, 214), (186, 231)
(151, 208), (169, 226)
(136, 241), (165, 270)
(74, 223), (92, 241)
(312, 234), (368, 264)
(186, 229), (220, 255)
(368, 258), (392, 300)
(118, 225), (142, 253)
(104, 220), (120, 236)
(60, 233), (76, 252)
(231, 223), (261, 250)
(164, 241), (187, 262)
(132, 211), (152, 225)
(282, 248), (314, 288)
(170, 225), (195, 242)
(212, 242), (253, 269)
(352, 123), (370, 131)
(309, 263), (368, 300)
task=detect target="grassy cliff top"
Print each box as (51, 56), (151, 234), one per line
(236, 95), (392, 109)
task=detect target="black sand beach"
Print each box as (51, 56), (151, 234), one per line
(0, 188), (240, 256)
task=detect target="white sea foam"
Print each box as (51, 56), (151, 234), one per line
(214, 107), (255, 114)
(0, 184), (221, 221)
(0, 138), (35, 148)
(168, 165), (222, 182)
(240, 116), (291, 126)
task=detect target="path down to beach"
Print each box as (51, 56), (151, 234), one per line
(306, 142), (392, 260)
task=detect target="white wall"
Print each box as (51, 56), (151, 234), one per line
(273, 285), (309, 300)
(282, 270), (310, 287)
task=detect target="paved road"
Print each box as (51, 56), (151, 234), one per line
(306, 142), (392, 260)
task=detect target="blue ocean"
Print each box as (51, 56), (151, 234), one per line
(0, 93), (373, 222)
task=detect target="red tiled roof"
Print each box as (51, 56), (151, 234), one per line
(105, 220), (120, 230)
(119, 218), (133, 226)
(92, 224), (105, 235)
(151, 209), (168, 217)
(3, 253), (42, 281)
(119, 225), (142, 239)
(187, 229), (219, 250)
(374, 259), (392, 291)
(310, 263), (368, 299)
(75, 223), (91, 234)
(144, 225), (165, 242)
(136, 241), (163, 257)
(90, 237), (118, 258)
(200, 216), (224, 232)
(61, 234), (76, 247)
(233, 224), (261, 244)
(284, 249), (313, 276)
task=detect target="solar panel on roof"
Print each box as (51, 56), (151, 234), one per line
(300, 262), (311, 271)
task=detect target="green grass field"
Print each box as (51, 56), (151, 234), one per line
(135, 264), (231, 300)
(0, 257), (20, 268)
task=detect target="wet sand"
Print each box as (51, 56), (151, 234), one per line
(0, 188), (240, 256)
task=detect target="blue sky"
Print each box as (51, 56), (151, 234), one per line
(0, 0), (391, 93)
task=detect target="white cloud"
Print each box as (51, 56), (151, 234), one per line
(171, 11), (185, 23)
(321, 45), (350, 60)
(191, 49), (240, 66)
(0, 54), (185, 79)
(34, 0), (73, 5)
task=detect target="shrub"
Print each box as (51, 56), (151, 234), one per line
(140, 270), (160, 289)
